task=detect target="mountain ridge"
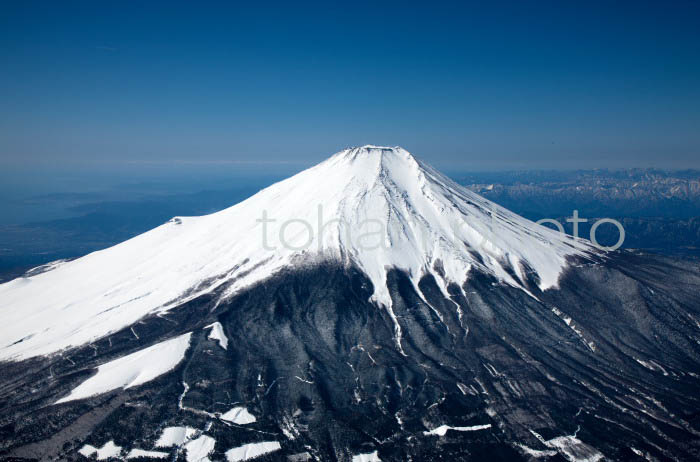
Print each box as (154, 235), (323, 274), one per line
(0, 146), (593, 361)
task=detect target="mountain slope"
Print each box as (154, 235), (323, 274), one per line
(0, 146), (591, 361)
(1, 146), (699, 461)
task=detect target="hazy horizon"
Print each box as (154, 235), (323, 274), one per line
(2, 2), (699, 171)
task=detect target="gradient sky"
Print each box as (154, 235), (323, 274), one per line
(1, 1), (699, 171)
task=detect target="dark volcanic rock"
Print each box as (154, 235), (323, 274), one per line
(1, 253), (699, 461)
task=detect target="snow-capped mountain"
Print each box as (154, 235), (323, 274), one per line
(1, 146), (699, 461)
(0, 146), (591, 361)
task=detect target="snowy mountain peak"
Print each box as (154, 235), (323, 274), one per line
(328, 146), (422, 174)
(341, 144), (405, 153)
(0, 147), (595, 360)
(334, 145), (409, 158)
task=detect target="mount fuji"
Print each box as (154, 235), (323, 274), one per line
(1, 146), (699, 461)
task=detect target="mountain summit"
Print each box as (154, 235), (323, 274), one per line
(0, 146), (590, 360)
(1, 147), (699, 461)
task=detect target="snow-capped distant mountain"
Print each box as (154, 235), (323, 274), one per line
(0, 146), (592, 361)
(1, 147), (699, 461)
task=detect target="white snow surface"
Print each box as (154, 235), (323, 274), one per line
(0, 146), (593, 360)
(126, 449), (169, 459)
(78, 441), (122, 459)
(184, 435), (216, 462)
(530, 428), (604, 462)
(225, 441), (282, 461)
(221, 406), (256, 424)
(352, 450), (382, 462)
(55, 333), (191, 404)
(423, 424), (492, 436)
(155, 426), (198, 448)
(515, 444), (558, 458)
(206, 322), (228, 350)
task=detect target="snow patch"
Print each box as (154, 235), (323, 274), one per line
(55, 333), (191, 404)
(423, 424), (491, 436)
(184, 435), (216, 462)
(515, 443), (558, 458)
(630, 447), (654, 461)
(221, 406), (256, 424)
(456, 382), (469, 395)
(551, 307), (596, 352)
(155, 426), (198, 448)
(530, 428), (604, 462)
(352, 450), (382, 462)
(126, 449), (169, 459)
(225, 441), (282, 461)
(78, 441), (122, 460)
(206, 322), (228, 350)
(635, 358), (668, 375)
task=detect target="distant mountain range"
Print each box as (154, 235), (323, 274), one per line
(457, 169), (700, 256)
(458, 168), (700, 218)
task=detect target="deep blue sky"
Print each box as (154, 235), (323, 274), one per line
(1, 1), (699, 171)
